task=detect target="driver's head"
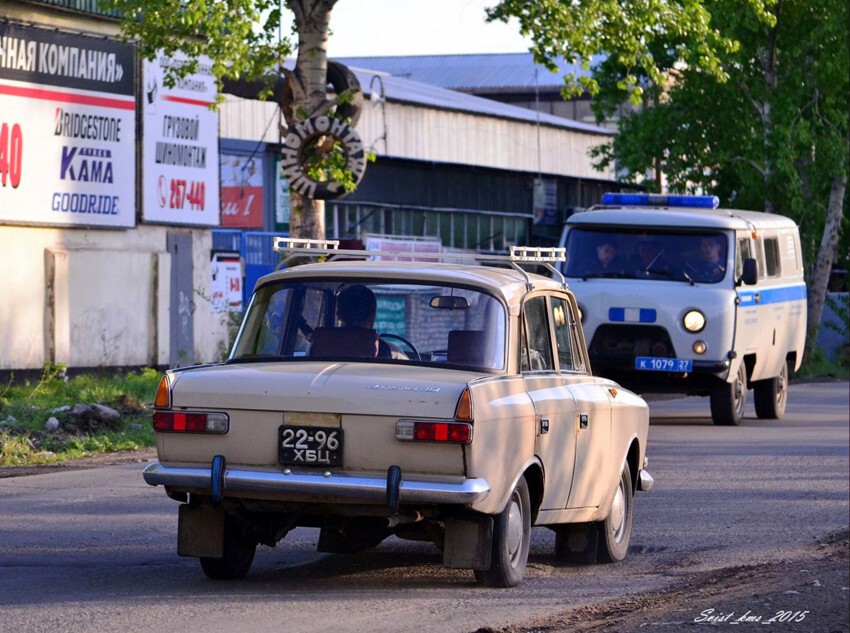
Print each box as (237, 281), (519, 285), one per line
(337, 284), (377, 329)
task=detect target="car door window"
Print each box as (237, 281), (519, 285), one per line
(521, 296), (554, 372)
(552, 296), (584, 372)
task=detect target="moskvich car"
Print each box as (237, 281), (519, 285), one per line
(144, 239), (653, 587)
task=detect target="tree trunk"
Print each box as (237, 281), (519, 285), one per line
(804, 175), (847, 361)
(285, 0), (338, 240)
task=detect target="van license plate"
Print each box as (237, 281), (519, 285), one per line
(279, 425), (343, 466)
(635, 357), (693, 372)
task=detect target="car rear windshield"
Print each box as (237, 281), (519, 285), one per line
(229, 279), (506, 371)
(563, 227), (730, 284)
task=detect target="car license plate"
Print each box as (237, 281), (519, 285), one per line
(635, 356), (693, 372)
(278, 425), (343, 466)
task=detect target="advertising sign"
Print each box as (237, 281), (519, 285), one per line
(0, 23), (135, 227)
(220, 153), (264, 228)
(142, 52), (219, 225)
(210, 251), (242, 313)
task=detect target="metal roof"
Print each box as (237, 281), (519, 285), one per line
(334, 53), (603, 93)
(348, 66), (612, 136)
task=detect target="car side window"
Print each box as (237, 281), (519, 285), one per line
(521, 296), (554, 372)
(551, 296), (580, 371)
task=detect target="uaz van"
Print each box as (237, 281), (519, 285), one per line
(557, 193), (807, 425)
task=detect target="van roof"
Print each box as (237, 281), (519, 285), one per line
(568, 206), (798, 231)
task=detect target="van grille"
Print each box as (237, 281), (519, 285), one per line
(589, 325), (676, 365)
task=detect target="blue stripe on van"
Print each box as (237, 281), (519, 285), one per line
(609, 308), (657, 323)
(738, 284), (807, 306)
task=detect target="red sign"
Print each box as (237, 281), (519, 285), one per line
(220, 153), (264, 228)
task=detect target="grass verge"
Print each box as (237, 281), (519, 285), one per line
(0, 365), (159, 466)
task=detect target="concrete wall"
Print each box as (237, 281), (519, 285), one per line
(0, 224), (229, 372)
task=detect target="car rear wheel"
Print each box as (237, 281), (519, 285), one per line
(199, 516), (257, 580)
(710, 363), (747, 425)
(596, 463), (633, 563)
(474, 477), (530, 587)
(753, 362), (788, 419)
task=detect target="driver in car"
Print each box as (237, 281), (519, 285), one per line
(337, 284), (404, 359)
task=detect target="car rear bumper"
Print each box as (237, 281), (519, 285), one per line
(143, 460), (491, 506)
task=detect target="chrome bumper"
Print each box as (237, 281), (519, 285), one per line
(142, 461), (491, 505)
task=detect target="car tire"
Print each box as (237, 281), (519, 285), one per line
(199, 517), (257, 580)
(710, 363), (747, 426)
(753, 362), (788, 419)
(474, 477), (530, 587)
(596, 463), (633, 563)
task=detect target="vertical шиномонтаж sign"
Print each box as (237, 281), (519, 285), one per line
(142, 51), (219, 226)
(0, 22), (135, 227)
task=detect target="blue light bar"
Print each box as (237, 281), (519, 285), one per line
(601, 193), (719, 209)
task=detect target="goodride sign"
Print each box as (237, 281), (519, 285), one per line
(0, 23), (135, 228)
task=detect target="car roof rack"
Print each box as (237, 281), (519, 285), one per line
(273, 237), (567, 289)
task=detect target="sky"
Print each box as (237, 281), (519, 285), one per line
(286, 0), (533, 57)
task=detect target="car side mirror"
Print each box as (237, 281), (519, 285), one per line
(739, 258), (758, 286)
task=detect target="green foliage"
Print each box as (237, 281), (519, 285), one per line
(487, 0), (753, 103)
(588, 0), (849, 271)
(101, 0), (293, 97)
(0, 368), (160, 466)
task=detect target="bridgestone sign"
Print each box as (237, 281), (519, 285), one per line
(280, 116), (366, 200)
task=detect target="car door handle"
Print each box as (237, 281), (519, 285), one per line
(579, 413), (589, 429)
(540, 417), (550, 434)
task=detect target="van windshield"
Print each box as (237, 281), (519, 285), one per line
(563, 228), (729, 284)
(229, 279), (506, 371)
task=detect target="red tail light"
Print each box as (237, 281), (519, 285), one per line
(152, 411), (229, 434)
(395, 420), (472, 444)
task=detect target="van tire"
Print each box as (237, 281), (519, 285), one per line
(754, 362), (788, 419)
(710, 364), (747, 425)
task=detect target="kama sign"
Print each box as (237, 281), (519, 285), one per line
(142, 52), (220, 226)
(0, 23), (135, 227)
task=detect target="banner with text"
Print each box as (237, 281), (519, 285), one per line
(220, 153), (264, 228)
(142, 52), (219, 225)
(0, 23), (135, 227)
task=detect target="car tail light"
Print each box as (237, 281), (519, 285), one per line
(152, 411), (229, 434)
(154, 375), (170, 409)
(395, 420), (472, 444)
(454, 387), (473, 422)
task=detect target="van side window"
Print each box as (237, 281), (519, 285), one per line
(736, 237), (752, 279)
(521, 297), (554, 372)
(764, 237), (782, 277)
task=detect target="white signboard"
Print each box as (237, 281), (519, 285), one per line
(0, 23), (135, 227)
(142, 52), (220, 225)
(211, 251), (242, 313)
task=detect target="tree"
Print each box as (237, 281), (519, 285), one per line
(584, 0), (848, 360)
(105, 0), (341, 240)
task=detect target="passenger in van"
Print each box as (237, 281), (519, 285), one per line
(687, 236), (727, 282)
(632, 235), (670, 274)
(583, 237), (626, 275)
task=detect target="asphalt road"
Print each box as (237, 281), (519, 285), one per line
(0, 381), (847, 633)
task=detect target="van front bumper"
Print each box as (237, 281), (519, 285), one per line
(143, 460), (491, 506)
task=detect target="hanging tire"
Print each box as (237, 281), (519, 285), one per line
(474, 477), (531, 587)
(199, 516), (257, 580)
(596, 463), (633, 563)
(710, 363), (747, 426)
(281, 61), (363, 127)
(754, 362), (789, 419)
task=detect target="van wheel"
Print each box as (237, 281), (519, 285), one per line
(199, 517), (257, 580)
(710, 364), (747, 425)
(474, 477), (530, 587)
(754, 362), (788, 419)
(596, 463), (633, 563)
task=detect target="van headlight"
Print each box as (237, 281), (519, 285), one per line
(683, 310), (706, 333)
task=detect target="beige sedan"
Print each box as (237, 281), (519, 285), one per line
(144, 244), (653, 587)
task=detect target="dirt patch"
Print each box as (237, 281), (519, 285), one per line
(482, 531), (850, 633)
(0, 448), (156, 479)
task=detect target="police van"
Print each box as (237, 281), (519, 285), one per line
(557, 193), (807, 425)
